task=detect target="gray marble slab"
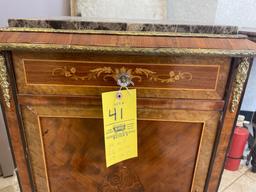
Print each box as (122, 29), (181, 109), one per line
(8, 17), (239, 35)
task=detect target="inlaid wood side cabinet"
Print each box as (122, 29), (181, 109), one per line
(0, 28), (256, 192)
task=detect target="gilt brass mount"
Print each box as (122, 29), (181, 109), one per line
(0, 55), (10, 108)
(230, 57), (250, 112)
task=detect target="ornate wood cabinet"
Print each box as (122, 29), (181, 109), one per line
(0, 27), (256, 192)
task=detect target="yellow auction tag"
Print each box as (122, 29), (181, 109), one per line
(102, 89), (137, 167)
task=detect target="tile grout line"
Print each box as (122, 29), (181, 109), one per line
(220, 170), (247, 192)
(244, 169), (256, 182)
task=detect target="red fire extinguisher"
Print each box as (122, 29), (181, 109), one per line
(225, 127), (249, 171)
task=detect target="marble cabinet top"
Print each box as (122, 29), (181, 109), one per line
(8, 17), (239, 35)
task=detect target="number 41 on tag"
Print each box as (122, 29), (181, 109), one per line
(102, 89), (138, 167)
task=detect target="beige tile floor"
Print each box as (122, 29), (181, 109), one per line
(0, 166), (256, 192)
(0, 173), (19, 192)
(219, 165), (256, 192)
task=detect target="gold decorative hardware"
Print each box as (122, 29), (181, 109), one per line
(116, 73), (134, 88)
(0, 55), (10, 108)
(52, 66), (192, 85)
(230, 57), (250, 112)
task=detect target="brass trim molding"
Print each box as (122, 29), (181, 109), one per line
(230, 57), (250, 112)
(1, 43), (256, 57)
(0, 27), (247, 39)
(52, 66), (193, 84)
(0, 55), (10, 108)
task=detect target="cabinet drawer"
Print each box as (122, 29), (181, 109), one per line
(13, 52), (230, 99)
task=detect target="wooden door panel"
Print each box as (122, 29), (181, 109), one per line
(41, 118), (202, 192)
(21, 105), (220, 192)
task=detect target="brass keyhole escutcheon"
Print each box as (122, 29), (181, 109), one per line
(117, 73), (133, 88)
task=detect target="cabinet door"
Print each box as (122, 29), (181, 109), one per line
(21, 104), (220, 192)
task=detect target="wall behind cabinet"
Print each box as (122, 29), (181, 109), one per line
(0, 0), (70, 27)
(241, 59), (256, 111)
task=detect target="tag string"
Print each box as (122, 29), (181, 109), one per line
(117, 86), (131, 100)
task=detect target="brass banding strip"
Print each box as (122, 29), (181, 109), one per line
(2, 43), (255, 57)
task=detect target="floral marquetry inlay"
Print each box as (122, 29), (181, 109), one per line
(52, 66), (192, 85)
(100, 165), (144, 191)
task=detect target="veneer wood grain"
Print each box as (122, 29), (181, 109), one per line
(0, 31), (255, 51)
